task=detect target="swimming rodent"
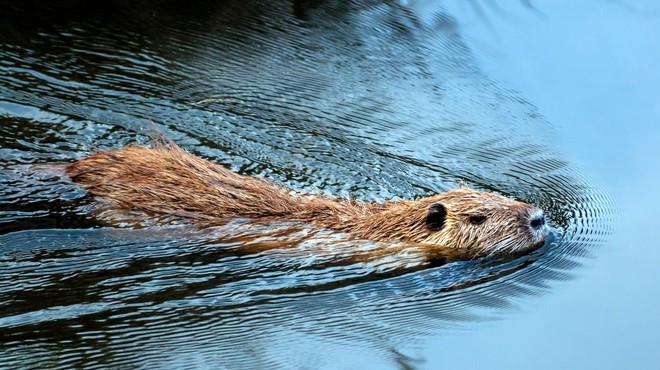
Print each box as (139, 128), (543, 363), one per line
(66, 143), (549, 263)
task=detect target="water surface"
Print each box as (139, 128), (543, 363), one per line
(0, 1), (645, 369)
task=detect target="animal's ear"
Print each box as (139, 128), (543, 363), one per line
(426, 203), (446, 231)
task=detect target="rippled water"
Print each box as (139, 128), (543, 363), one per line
(0, 1), (614, 369)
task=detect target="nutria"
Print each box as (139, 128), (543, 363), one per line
(66, 143), (549, 263)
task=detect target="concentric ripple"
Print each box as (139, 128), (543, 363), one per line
(0, 1), (613, 369)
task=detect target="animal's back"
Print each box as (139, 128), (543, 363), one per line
(66, 145), (303, 220)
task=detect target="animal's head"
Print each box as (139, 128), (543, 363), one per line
(420, 187), (549, 256)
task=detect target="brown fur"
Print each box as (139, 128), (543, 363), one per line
(66, 144), (547, 263)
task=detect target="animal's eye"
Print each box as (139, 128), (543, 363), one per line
(469, 215), (487, 225)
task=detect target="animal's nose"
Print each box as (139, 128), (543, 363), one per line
(529, 213), (546, 230)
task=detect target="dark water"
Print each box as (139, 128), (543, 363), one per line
(1, 0), (654, 369)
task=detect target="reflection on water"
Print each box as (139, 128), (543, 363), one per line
(0, 1), (612, 368)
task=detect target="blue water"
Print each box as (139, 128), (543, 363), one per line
(0, 1), (658, 369)
(430, 1), (660, 369)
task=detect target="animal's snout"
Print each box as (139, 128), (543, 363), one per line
(529, 212), (546, 231)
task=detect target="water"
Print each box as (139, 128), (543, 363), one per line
(0, 1), (655, 369)
(425, 2), (660, 369)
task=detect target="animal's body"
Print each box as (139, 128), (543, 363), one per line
(66, 144), (549, 263)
